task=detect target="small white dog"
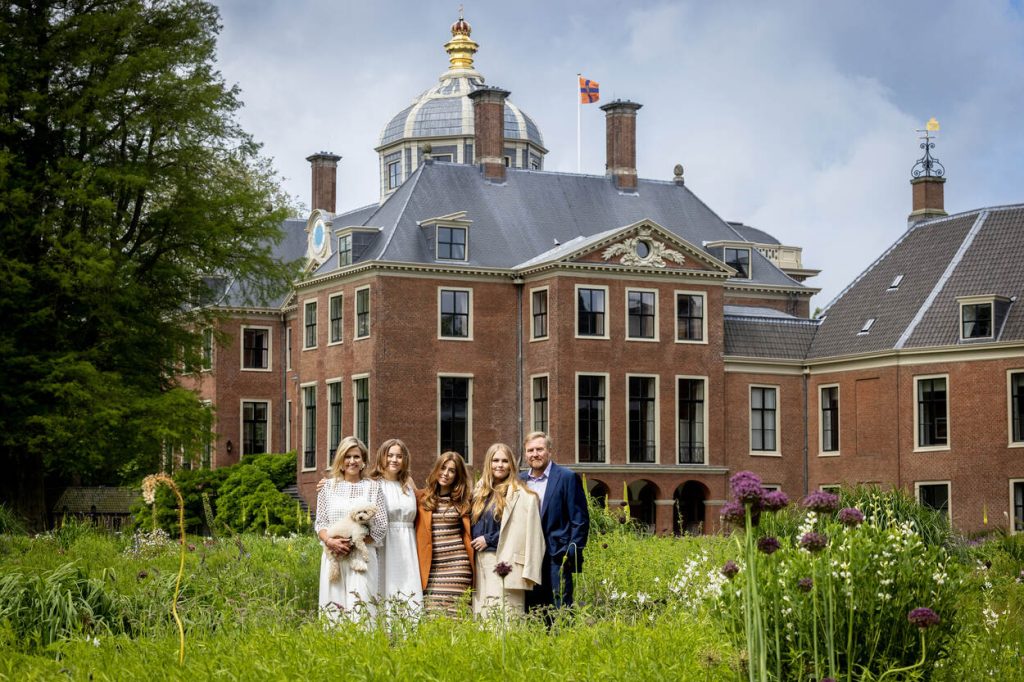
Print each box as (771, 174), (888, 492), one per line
(325, 504), (377, 581)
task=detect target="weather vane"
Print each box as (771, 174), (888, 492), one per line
(911, 117), (945, 179)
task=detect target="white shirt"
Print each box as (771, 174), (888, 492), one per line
(526, 460), (553, 507)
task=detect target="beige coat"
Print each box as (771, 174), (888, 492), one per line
(491, 486), (545, 590)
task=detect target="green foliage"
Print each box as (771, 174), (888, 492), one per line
(0, 504), (27, 536)
(214, 465), (304, 536)
(245, 453), (298, 490)
(131, 466), (227, 534)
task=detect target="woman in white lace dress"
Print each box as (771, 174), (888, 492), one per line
(315, 436), (388, 622)
(366, 438), (423, 617)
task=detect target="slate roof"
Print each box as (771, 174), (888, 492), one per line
(728, 222), (781, 245)
(53, 487), (137, 514)
(219, 218), (309, 309)
(724, 315), (819, 359)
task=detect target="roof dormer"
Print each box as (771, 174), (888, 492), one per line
(957, 294), (1012, 342)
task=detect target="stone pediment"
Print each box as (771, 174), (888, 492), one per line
(568, 222), (728, 274)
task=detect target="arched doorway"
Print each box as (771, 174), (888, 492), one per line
(587, 479), (609, 509)
(628, 480), (658, 533)
(673, 481), (708, 535)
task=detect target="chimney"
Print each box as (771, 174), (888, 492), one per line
(908, 123), (946, 226)
(306, 151), (341, 213)
(468, 86), (510, 182)
(600, 99), (643, 190)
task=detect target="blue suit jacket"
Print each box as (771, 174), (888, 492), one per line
(521, 461), (590, 571)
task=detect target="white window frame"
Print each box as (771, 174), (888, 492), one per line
(625, 373), (660, 464)
(762, 484), (781, 492)
(749, 384), (781, 457)
(328, 293), (344, 345)
(914, 480), (952, 523)
(674, 290), (708, 345)
(240, 325), (273, 372)
(675, 374), (708, 465)
(1007, 369), (1024, 448)
(239, 399), (271, 457)
(574, 284), (610, 340)
(819, 484), (841, 493)
(352, 373), (370, 448)
(300, 381), (318, 472)
(1010, 478), (1024, 535)
(913, 373), (950, 452)
(437, 373), (473, 464)
(386, 160), (401, 190)
(437, 286), (474, 341)
(725, 246), (752, 279)
(958, 297), (994, 341)
(325, 378), (343, 462)
(302, 299), (318, 350)
(529, 286), (549, 341)
(285, 399), (292, 452)
(625, 288), (659, 342)
(200, 328), (214, 372)
(285, 327), (292, 371)
(818, 383), (841, 457)
(354, 286), (371, 340)
(530, 373), (550, 434)
(574, 371), (610, 464)
(435, 225), (468, 262)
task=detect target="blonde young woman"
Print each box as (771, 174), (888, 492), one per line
(365, 438), (423, 615)
(314, 436), (388, 622)
(470, 443), (545, 616)
(414, 451), (474, 615)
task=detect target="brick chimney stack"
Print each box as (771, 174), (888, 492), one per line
(468, 86), (510, 182)
(306, 152), (341, 213)
(910, 175), (946, 224)
(600, 100), (643, 191)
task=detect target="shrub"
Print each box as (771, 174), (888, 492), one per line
(214, 465), (306, 536)
(0, 504), (27, 536)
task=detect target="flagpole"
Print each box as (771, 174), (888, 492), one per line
(576, 73), (581, 172)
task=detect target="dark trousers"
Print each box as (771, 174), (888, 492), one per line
(525, 553), (575, 611)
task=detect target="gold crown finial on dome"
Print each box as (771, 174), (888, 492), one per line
(445, 10), (478, 71)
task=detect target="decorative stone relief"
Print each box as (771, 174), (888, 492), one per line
(601, 229), (686, 267)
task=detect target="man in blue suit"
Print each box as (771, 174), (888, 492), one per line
(520, 431), (590, 610)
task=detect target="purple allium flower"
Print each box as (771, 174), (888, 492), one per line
(907, 607), (940, 629)
(761, 490), (789, 512)
(757, 536), (781, 555)
(619, 501), (628, 508)
(730, 471), (765, 505)
(617, 516), (627, 524)
(721, 560), (740, 580)
(494, 561), (513, 579)
(601, 543), (608, 549)
(837, 507), (864, 527)
(802, 491), (840, 514)
(821, 678), (837, 682)
(720, 501), (746, 525)
(799, 531), (829, 553)
(797, 577), (813, 593)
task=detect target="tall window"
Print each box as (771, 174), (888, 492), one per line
(328, 382), (342, 464)
(917, 483), (950, 517)
(1013, 481), (1024, 533)
(329, 294), (343, 343)
(356, 288), (370, 338)
(439, 289), (470, 338)
(532, 376), (548, 433)
(302, 386), (316, 470)
(961, 302), (992, 339)
(304, 301), (317, 349)
(285, 400), (292, 452)
(725, 247), (750, 278)
(751, 386), (778, 452)
(242, 328), (269, 369)
(627, 291), (656, 339)
(338, 234), (352, 266)
(821, 386), (839, 453)
(437, 226), (467, 260)
(439, 377), (470, 457)
(354, 377), (369, 446)
(387, 161), (400, 190)
(917, 377), (948, 448)
(285, 328), (292, 371)
(676, 293), (704, 342)
(628, 376), (657, 463)
(678, 378), (705, 464)
(577, 375), (606, 462)
(201, 329), (213, 370)
(577, 287), (606, 337)
(242, 401), (268, 455)
(1012, 372), (1024, 444)
(531, 289), (548, 339)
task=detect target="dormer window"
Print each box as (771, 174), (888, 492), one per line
(724, 247), (751, 279)
(338, 234), (352, 266)
(858, 318), (875, 335)
(387, 160), (401, 190)
(438, 226), (467, 261)
(887, 274), (904, 291)
(961, 302), (992, 339)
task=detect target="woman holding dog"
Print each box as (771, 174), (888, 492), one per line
(315, 436), (389, 622)
(415, 451), (474, 615)
(366, 438), (423, 615)
(470, 443), (545, 616)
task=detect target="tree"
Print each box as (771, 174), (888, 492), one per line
(0, 0), (296, 529)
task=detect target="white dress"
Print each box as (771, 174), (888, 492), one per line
(377, 479), (423, 616)
(315, 478), (388, 622)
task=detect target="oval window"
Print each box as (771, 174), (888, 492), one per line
(635, 240), (651, 259)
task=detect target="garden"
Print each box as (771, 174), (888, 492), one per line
(0, 457), (1021, 681)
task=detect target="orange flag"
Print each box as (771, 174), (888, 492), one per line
(579, 76), (599, 104)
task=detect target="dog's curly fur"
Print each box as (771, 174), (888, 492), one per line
(324, 504), (376, 582)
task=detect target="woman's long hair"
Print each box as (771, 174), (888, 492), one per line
(421, 451), (470, 514)
(366, 438), (414, 492)
(471, 443), (534, 524)
(330, 436), (368, 479)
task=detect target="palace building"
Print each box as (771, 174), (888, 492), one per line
(182, 16), (1024, 535)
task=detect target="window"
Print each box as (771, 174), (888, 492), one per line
(532, 375), (548, 433)
(328, 381), (342, 463)
(676, 292), (705, 342)
(858, 319), (875, 335)
(725, 247), (750, 279)
(242, 401), (269, 456)
(887, 274), (904, 291)
(439, 288), (471, 339)
(434, 154), (454, 163)
(961, 302), (992, 339)
(1012, 481), (1024, 534)
(820, 385), (839, 453)
(628, 376), (657, 463)
(750, 386), (778, 453)
(677, 377), (705, 464)
(302, 385), (316, 470)
(353, 376), (369, 446)
(439, 376), (471, 459)
(387, 161), (401, 190)
(531, 288), (548, 339)
(338, 234), (352, 267)
(1011, 371), (1024, 444)
(916, 376), (948, 449)
(577, 286), (607, 337)
(437, 226), (467, 261)
(820, 484), (841, 493)
(285, 328), (292, 371)
(242, 327), (270, 370)
(285, 399), (292, 452)
(304, 301), (317, 349)
(201, 328), (213, 370)
(329, 294), (343, 344)
(916, 482), (950, 519)
(627, 290), (657, 340)
(355, 287), (370, 339)
(577, 374), (606, 462)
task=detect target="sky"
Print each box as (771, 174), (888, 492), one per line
(214, 0), (1024, 310)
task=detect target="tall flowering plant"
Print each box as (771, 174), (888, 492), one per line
(142, 474), (187, 665)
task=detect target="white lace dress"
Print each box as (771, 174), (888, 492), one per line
(315, 478), (388, 622)
(377, 479), (423, 616)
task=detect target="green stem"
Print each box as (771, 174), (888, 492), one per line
(812, 563), (820, 682)
(171, 487), (186, 666)
(877, 630), (927, 682)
